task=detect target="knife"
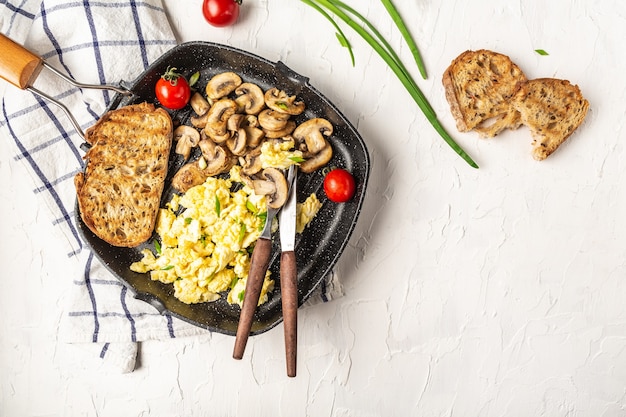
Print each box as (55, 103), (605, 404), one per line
(278, 165), (298, 377)
(232, 166), (296, 360)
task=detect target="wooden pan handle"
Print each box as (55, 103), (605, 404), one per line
(0, 33), (44, 89)
(280, 250), (298, 377)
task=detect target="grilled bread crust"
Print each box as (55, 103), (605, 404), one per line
(512, 78), (589, 161)
(75, 102), (173, 247)
(442, 49), (527, 137)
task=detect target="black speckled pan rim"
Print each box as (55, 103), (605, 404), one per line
(76, 41), (370, 336)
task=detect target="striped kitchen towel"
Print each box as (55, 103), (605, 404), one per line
(0, 0), (344, 373)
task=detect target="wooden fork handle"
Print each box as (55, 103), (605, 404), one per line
(233, 237), (272, 360)
(0, 33), (44, 89)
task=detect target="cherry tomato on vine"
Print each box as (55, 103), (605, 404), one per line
(155, 67), (191, 110)
(202, 0), (241, 27)
(323, 168), (356, 203)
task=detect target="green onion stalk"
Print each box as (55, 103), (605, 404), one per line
(300, 0), (478, 168)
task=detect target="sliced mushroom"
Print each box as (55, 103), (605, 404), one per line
(172, 163), (207, 193)
(227, 113), (245, 132)
(190, 112), (210, 129)
(210, 131), (231, 144)
(190, 93), (211, 129)
(198, 137), (217, 157)
(202, 145), (231, 175)
(203, 98), (238, 140)
(226, 129), (247, 156)
(258, 109), (291, 131)
(252, 167), (289, 209)
(264, 88), (305, 115)
(172, 145), (233, 193)
(299, 142), (333, 174)
(293, 118), (333, 154)
(173, 125), (200, 160)
(205, 72), (242, 100)
(241, 146), (263, 175)
(244, 126), (265, 148)
(263, 120), (296, 139)
(238, 171), (256, 189)
(244, 114), (259, 128)
(190, 92), (211, 116)
(235, 82), (265, 115)
(252, 178), (276, 195)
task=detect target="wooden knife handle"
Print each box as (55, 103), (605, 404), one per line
(233, 237), (272, 360)
(0, 33), (44, 89)
(280, 250), (298, 377)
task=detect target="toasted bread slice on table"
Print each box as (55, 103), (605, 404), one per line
(75, 102), (173, 247)
(442, 49), (527, 137)
(512, 78), (589, 161)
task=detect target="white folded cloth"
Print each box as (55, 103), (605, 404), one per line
(0, 0), (343, 373)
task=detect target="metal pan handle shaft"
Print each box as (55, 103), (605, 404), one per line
(0, 33), (132, 141)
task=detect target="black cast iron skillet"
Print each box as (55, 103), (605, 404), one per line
(1, 36), (370, 336)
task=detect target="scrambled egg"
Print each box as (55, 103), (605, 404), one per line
(130, 166), (323, 307)
(297, 193), (322, 234)
(260, 137), (303, 169)
(131, 166), (272, 305)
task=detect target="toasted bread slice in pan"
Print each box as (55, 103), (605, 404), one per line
(75, 102), (173, 247)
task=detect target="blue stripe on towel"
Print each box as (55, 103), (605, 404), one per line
(120, 286), (138, 343)
(129, 0), (150, 68)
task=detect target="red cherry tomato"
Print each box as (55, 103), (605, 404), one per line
(202, 0), (241, 27)
(155, 67), (190, 110)
(323, 168), (356, 203)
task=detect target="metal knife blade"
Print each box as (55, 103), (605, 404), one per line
(279, 165), (297, 252)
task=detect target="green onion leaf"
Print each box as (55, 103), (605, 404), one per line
(154, 239), (162, 254)
(300, 0), (355, 66)
(246, 200), (257, 214)
(161, 265), (174, 271)
(238, 222), (247, 245)
(289, 156), (306, 163)
(189, 71), (200, 87)
(535, 49), (549, 56)
(184, 217), (192, 224)
(215, 195), (221, 217)
(257, 211), (268, 231)
(380, 0), (427, 79)
(238, 290), (245, 302)
(336, 31), (351, 49)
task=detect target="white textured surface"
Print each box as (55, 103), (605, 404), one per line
(2, 0), (626, 415)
